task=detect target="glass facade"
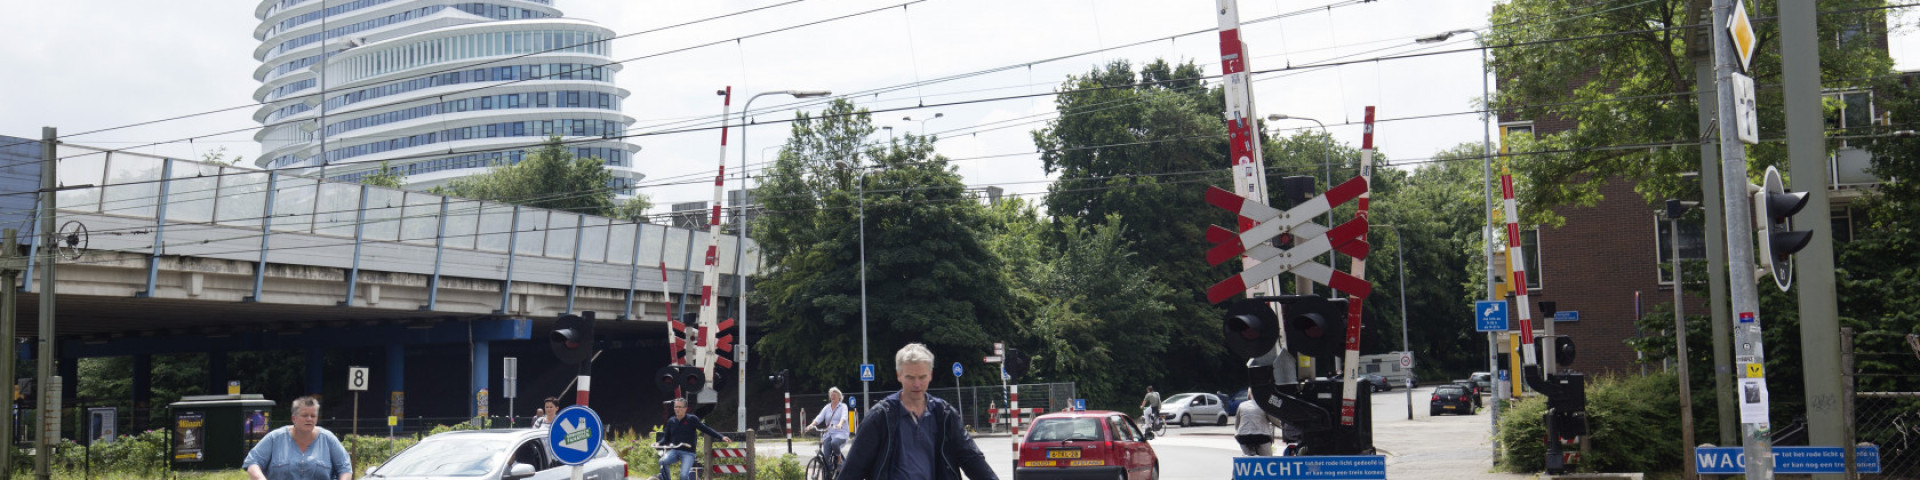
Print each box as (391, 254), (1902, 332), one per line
(253, 0), (636, 187)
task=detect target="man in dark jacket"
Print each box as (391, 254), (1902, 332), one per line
(657, 398), (730, 480)
(837, 343), (997, 480)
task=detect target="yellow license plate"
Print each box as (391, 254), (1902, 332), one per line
(1023, 461), (1057, 467)
(1069, 460), (1107, 466)
(1047, 450), (1081, 459)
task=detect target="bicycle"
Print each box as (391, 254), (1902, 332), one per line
(650, 443), (702, 480)
(1140, 406), (1166, 436)
(803, 425), (845, 480)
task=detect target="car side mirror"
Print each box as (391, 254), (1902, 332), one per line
(505, 463), (537, 480)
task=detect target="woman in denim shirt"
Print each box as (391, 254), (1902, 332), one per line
(243, 395), (352, 480)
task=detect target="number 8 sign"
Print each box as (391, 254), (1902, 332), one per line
(348, 367), (369, 391)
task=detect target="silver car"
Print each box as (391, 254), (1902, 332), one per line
(1159, 392), (1228, 427)
(366, 429), (625, 480)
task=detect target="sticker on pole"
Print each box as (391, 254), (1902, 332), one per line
(547, 406), (603, 465)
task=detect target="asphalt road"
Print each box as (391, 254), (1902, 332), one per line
(754, 385), (1541, 480)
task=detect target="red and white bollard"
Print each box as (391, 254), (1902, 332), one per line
(1010, 386), (1021, 453)
(784, 391), (793, 453)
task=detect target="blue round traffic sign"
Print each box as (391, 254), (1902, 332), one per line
(952, 362), (963, 377)
(547, 406), (603, 465)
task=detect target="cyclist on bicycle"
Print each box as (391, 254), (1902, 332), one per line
(1140, 386), (1162, 430)
(804, 387), (851, 465)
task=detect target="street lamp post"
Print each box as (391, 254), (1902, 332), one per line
(736, 89), (830, 430)
(1266, 114), (1335, 280)
(1376, 224), (1412, 420)
(904, 113), (943, 136)
(1417, 28), (1499, 458)
(834, 159), (874, 411)
(1665, 199), (1700, 480)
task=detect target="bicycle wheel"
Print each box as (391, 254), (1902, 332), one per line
(806, 455), (828, 480)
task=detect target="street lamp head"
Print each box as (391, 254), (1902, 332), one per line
(1416, 29), (1476, 44)
(791, 90), (831, 98)
(716, 89), (729, 96)
(1267, 114), (1289, 121)
(933, 113), (943, 119)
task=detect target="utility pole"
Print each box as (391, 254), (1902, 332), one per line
(1709, 1), (1773, 477)
(35, 126), (59, 480)
(1, 229), (17, 473)
(1685, 0), (1739, 446)
(1778, 2), (1846, 477)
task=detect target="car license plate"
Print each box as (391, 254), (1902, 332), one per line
(1047, 449), (1081, 459)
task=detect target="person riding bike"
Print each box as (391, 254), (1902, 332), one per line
(1139, 386), (1162, 430)
(804, 387), (851, 468)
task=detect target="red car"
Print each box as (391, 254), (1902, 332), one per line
(1015, 410), (1159, 480)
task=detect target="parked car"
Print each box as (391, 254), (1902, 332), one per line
(1015, 410), (1159, 480)
(1360, 374), (1393, 392)
(1159, 392), (1228, 427)
(1430, 385), (1477, 416)
(1223, 388), (1251, 416)
(365, 429), (625, 480)
(1469, 371), (1494, 392)
(1450, 381), (1484, 409)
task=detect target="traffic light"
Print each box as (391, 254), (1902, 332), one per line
(1004, 348), (1030, 379)
(1222, 299), (1280, 359)
(1281, 295), (1348, 360)
(1753, 166), (1811, 291)
(1278, 176), (1317, 208)
(654, 365), (707, 393)
(549, 312), (596, 364)
(769, 369), (790, 390)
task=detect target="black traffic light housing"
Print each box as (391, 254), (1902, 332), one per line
(1278, 176), (1318, 208)
(1223, 299), (1281, 359)
(1222, 295), (1349, 362)
(1532, 335), (1577, 368)
(1754, 166), (1812, 291)
(770, 369), (790, 390)
(550, 312), (596, 364)
(1004, 348), (1031, 379)
(655, 365), (707, 393)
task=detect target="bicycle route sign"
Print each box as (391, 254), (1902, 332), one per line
(548, 406), (603, 465)
(952, 362), (963, 377)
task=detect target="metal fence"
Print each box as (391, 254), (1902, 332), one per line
(787, 382), (1077, 432)
(1848, 328), (1920, 479)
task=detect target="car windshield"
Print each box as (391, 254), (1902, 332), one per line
(1163, 394), (1197, 405)
(377, 436), (511, 477)
(1028, 417), (1104, 442)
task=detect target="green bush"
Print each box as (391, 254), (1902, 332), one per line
(1497, 372), (1682, 473)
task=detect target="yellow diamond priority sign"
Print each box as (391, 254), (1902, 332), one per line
(1728, 0), (1756, 72)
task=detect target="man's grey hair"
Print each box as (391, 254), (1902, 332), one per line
(828, 387), (843, 397)
(673, 397), (688, 407)
(895, 343), (935, 370)
(292, 395), (322, 414)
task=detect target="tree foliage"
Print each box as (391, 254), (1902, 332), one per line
(752, 99), (1014, 391)
(360, 161), (405, 188)
(1032, 59), (1238, 390)
(434, 136), (650, 217)
(1487, 0), (1891, 224)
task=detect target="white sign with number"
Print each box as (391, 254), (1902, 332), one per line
(348, 366), (370, 391)
(1732, 73), (1758, 144)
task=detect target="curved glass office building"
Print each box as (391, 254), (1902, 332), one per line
(252, 0), (640, 190)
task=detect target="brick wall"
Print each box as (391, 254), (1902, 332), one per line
(1532, 176), (1710, 376)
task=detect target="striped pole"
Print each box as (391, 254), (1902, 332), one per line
(577, 375), (590, 407)
(1336, 107), (1378, 425)
(1214, 0), (1279, 303)
(1501, 164), (1538, 373)
(662, 262), (681, 365)
(1010, 385), (1021, 454)
(693, 87), (735, 387)
(784, 391), (793, 454)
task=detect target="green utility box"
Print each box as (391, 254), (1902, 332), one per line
(169, 394), (275, 471)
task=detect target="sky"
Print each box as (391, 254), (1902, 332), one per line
(2, 1), (1916, 213)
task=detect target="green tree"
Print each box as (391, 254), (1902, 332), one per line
(1370, 143), (1492, 379)
(752, 99), (1014, 390)
(435, 136), (648, 217)
(1487, 0), (1891, 224)
(1032, 59), (1238, 390)
(360, 161), (405, 188)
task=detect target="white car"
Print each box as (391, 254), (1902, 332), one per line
(1159, 392), (1228, 427)
(366, 429), (625, 480)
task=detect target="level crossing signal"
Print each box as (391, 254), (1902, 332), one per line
(550, 312), (595, 364)
(655, 365), (706, 393)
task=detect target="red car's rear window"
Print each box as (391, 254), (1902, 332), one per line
(1026, 417), (1106, 442)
